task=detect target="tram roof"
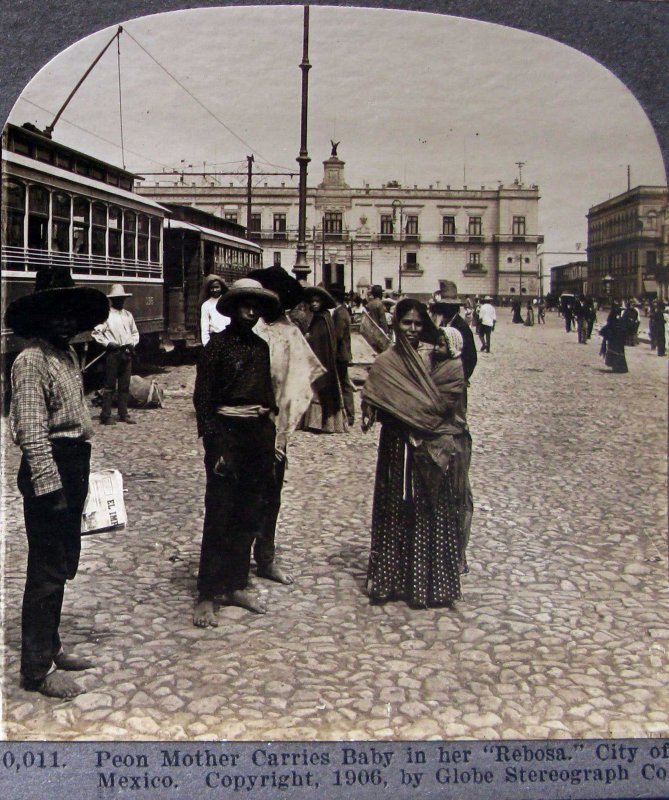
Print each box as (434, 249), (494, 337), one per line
(2, 150), (169, 213)
(165, 219), (263, 252)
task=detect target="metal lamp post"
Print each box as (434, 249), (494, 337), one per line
(392, 199), (404, 295)
(518, 253), (523, 298)
(603, 273), (614, 307)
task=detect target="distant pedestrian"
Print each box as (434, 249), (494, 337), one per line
(365, 284), (390, 336)
(250, 267), (326, 585)
(199, 275), (230, 345)
(575, 295), (588, 344)
(330, 284), (356, 427)
(6, 267), (109, 698)
(599, 306), (628, 373)
(524, 301), (534, 327)
(511, 299), (524, 324)
(537, 298), (546, 324)
(91, 284), (140, 425)
(622, 300), (640, 347)
(192, 278), (280, 623)
(300, 286), (347, 433)
(653, 301), (667, 356)
(586, 297), (597, 339)
(478, 296), (496, 353)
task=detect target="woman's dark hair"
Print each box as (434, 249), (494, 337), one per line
(394, 298), (439, 344)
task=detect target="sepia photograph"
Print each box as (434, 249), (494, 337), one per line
(1, 0), (667, 784)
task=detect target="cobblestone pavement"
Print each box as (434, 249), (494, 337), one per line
(1, 313), (667, 741)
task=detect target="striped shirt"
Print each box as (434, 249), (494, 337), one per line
(10, 339), (93, 495)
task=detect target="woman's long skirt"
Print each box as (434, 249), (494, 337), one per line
(604, 343), (628, 373)
(367, 422), (461, 608)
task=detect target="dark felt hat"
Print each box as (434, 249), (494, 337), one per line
(216, 278), (280, 317)
(248, 266), (304, 310)
(303, 285), (336, 310)
(5, 267), (109, 339)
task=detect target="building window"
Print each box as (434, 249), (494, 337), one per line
(384, 277), (393, 290)
(507, 257), (513, 264)
(405, 215), (419, 238)
(324, 211), (343, 239)
(442, 216), (456, 236)
(323, 262), (332, 286)
(513, 216), (526, 236)
(250, 213), (262, 233)
(224, 212), (238, 224)
(405, 252), (418, 270)
(468, 252), (481, 269)
(647, 250), (657, 269)
(380, 214), (393, 239)
(273, 213), (287, 239)
(468, 216), (482, 236)
(273, 251), (281, 266)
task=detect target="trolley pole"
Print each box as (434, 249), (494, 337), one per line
(246, 155), (254, 235)
(293, 5), (312, 282)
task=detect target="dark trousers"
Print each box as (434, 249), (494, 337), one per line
(479, 325), (492, 352)
(336, 360), (355, 425)
(197, 416), (276, 598)
(658, 327), (666, 356)
(253, 455), (287, 571)
(17, 440), (90, 688)
(101, 350), (132, 420)
(577, 317), (588, 343)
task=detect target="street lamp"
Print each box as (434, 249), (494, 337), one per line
(518, 253), (525, 297)
(392, 199), (404, 295)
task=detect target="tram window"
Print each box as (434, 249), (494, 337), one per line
(55, 152), (72, 170)
(73, 197), (90, 254)
(34, 145), (53, 164)
(108, 206), (122, 258)
(3, 181), (26, 247)
(106, 173), (120, 187)
(91, 203), (107, 256)
(92, 203), (107, 227)
(28, 185), (49, 214)
(120, 177), (132, 191)
(74, 160), (90, 177)
(11, 136), (31, 156)
(149, 217), (161, 262)
(124, 210), (136, 259)
(137, 215), (149, 261)
(51, 192), (71, 253)
(90, 165), (104, 181)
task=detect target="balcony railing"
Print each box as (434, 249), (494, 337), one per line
(1, 245), (163, 279)
(493, 234), (544, 244)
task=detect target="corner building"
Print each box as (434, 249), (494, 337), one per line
(137, 148), (543, 300)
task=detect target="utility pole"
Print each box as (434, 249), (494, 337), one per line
(246, 155), (254, 234)
(515, 161), (526, 185)
(293, 5), (311, 281)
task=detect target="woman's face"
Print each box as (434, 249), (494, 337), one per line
(309, 295), (324, 313)
(209, 281), (223, 297)
(398, 308), (423, 348)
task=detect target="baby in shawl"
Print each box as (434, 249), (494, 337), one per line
(431, 326), (467, 433)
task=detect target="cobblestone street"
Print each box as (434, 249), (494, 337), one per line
(1, 313), (667, 741)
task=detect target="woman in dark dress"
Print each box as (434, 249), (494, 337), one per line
(361, 299), (462, 608)
(300, 286), (346, 433)
(599, 305), (628, 373)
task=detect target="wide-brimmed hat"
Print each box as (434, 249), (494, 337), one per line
(248, 266), (304, 311)
(5, 267), (109, 339)
(107, 284), (133, 298)
(216, 278), (280, 317)
(200, 274), (229, 303)
(303, 285), (336, 310)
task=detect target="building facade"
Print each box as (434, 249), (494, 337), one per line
(587, 185), (669, 302)
(550, 261), (588, 297)
(137, 147), (543, 300)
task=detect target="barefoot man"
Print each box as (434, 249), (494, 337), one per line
(192, 279), (280, 624)
(7, 267), (109, 698)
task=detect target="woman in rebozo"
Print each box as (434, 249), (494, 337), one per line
(361, 299), (462, 608)
(599, 304), (629, 373)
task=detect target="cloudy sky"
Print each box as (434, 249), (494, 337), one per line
(7, 5), (666, 270)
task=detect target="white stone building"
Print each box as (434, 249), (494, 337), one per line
(137, 147), (543, 300)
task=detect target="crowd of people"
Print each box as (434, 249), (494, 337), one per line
(9, 260), (668, 700)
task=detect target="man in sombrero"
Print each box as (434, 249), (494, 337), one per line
(6, 267), (109, 698)
(192, 278), (281, 624)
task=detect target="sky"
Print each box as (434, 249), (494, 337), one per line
(7, 5), (666, 272)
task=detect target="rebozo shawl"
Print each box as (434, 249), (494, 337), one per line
(362, 327), (451, 436)
(306, 310), (343, 415)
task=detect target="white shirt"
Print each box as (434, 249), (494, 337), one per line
(200, 297), (231, 345)
(91, 307), (139, 347)
(479, 303), (497, 327)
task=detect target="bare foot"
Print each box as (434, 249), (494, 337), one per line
(54, 652), (95, 671)
(32, 672), (83, 699)
(257, 563), (294, 585)
(226, 589), (267, 614)
(193, 599), (218, 627)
